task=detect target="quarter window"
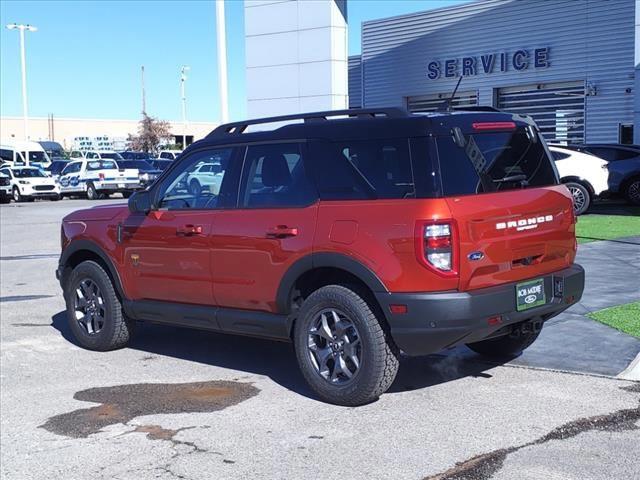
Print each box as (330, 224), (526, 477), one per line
(240, 143), (316, 208)
(312, 139), (415, 200)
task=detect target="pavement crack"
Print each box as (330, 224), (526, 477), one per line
(424, 387), (640, 480)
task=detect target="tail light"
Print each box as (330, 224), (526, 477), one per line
(472, 121), (516, 131)
(98, 173), (105, 180)
(415, 220), (459, 277)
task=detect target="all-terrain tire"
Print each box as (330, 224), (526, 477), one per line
(466, 326), (542, 358)
(64, 260), (134, 351)
(293, 285), (399, 406)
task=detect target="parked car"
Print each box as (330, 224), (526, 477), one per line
(45, 160), (71, 180)
(561, 144), (640, 206)
(85, 150), (124, 162)
(157, 150), (182, 160)
(0, 165), (60, 202)
(149, 159), (173, 171)
(37, 141), (68, 161)
(119, 151), (156, 161)
(0, 140), (51, 167)
(117, 159), (162, 188)
(0, 171), (11, 203)
(185, 160), (225, 195)
(58, 158), (140, 200)
(56, 108), (584, 406)
(548, 145), (609, 215)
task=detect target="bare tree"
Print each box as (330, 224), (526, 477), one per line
(127, 113), (173, 153)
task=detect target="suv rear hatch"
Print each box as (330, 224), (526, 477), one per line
(431, 115), (576, 291)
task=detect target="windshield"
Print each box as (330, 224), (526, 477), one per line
(21, 151), (50, 162)
(436, 128), (558, 195)
(120, 160), (154, 171)
(99, 152), (123, 160)
(87, 160), (117, 171)
(13, 168), (47, 178)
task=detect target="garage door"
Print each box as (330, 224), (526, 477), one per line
(497, 81), (585, 143)
(407, 90), (478, 113)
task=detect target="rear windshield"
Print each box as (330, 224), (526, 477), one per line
(436, 128), (557, 195)
(87, 160), (117, 171)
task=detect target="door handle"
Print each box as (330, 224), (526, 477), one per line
(266, 225), (298, 238)
(176, 224), (204, 236)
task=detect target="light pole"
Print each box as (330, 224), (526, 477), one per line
(180, 65), (190, 150)
(6, 23), (37, 166)
(215, 0), (229, 123)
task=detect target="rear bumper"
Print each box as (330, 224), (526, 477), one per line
(375, 264), (585, 356)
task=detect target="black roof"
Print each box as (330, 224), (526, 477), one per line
(197, 107), (536, 148)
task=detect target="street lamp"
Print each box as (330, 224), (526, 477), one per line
(180, 65), (190, 150)
(6, 23), (37, 166)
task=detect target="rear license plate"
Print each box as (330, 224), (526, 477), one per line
(516, 278), (546, 311)
(118, 183), (125, 188)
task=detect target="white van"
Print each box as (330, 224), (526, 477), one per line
(0, 139), (51, 168)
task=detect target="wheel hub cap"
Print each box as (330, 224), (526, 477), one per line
(307, 309), (362, 385)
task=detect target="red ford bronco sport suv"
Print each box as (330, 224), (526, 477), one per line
(57, 108), (584, 406)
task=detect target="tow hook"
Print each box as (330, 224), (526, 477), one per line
(510, 319), (543, 338)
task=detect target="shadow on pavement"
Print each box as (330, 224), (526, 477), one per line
(51, 311), (503, 402)
(588, 201), (640, 217)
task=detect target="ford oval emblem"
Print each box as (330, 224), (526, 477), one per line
(468, 251), (484, 261)
(524, 294), (537, 304)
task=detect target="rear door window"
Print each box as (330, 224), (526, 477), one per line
(239, 143), (316, 208)
(436, 128), (558, 195)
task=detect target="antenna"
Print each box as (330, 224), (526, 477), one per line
(437, 75), (463, 112)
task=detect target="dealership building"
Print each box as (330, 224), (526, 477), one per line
(348, 0), (638, 144)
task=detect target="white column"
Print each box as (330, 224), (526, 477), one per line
(245, 0), (348, 118)
(216, 0), (229, 123)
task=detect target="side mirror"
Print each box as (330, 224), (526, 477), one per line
(128, 190), (152, 214)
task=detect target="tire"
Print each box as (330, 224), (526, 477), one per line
(293, 285), (399, 406)
(0, 195), (9, 204)
(86, 182), (103, 200)
(466, 324), (542, 358)
(189, 179), (201, 196)
(12, 187), (23, 203)
(51, 194), (61, 201)
(565, 181), (591, 215)
(64, 260), (134, 351)
(623, 177), (640, 206)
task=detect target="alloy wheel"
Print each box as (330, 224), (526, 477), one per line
(307, 308), (362, 385)
(628, 180), (640, 204)
(568, 185), (586, 214)
(73, 278), (106, 335)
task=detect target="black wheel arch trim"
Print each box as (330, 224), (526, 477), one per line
(276, 252), (388, 314)
(59, 239), (125, 298)
(561, 176), (595, 197)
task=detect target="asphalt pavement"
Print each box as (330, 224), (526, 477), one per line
(1, 199), (639, 480)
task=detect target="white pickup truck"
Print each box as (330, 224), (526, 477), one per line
(58, 159), (141, 199)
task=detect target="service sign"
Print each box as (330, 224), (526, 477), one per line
(427, 47), (550, 80)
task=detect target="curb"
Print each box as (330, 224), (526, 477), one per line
(617, 352), (640, 381)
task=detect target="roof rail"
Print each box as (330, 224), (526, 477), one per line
(207, 107), (409, 137)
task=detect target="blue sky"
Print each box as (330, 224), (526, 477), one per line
(0, 0), (466, 123)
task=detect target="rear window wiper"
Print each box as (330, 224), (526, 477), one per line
(492, 174), (528, 186)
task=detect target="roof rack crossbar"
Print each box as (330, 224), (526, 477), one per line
(207, 107), (408, 137)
